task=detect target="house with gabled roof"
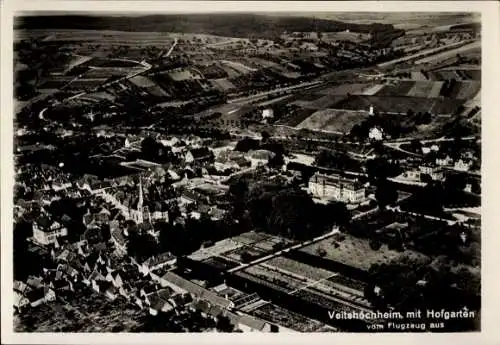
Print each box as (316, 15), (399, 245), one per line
(236, 313), (273, 332)
(14, 290), (30, 313)
(185, 147), (214, 164)
(26, 286), (56, 307)
(56, 263), (80, 282)
(139, 252), (176, 275)
(89, 181), (112, 194)
(160, 272), (234, 310)
(50, 277), (74, 293)
(140, 282), (161, 299)
(26, 276), (45, 290)
(33, 216), (68, 246)
(144, 287), (175, 306)
(148, 295), (175, 316)
(14, 280), (32, 295)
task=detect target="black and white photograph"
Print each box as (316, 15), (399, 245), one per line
(3, 1), (498, 340)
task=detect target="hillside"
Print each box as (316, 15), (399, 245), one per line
(15, 14), (402, 40)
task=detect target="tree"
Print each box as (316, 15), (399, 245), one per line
(229, 179), (249, 199)
(234, 138), (260, 152)
(366, 157), (401, 181)
(215, 315), (234, 332)
(375, 181), (398, 208)
(267, 152), (284, 169)
(325, 201), (350, 225)
(316, 247), (327, 257)
(369, 239), (382, 251)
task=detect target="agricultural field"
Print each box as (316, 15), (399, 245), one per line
(316, 83), (376, 96)
(322, 31), (371, 43)
(428, 69), (481, 81)
(415, 40), (481, 65)
(218, 64), (244, 78)
(250, 303), (336, 332)
(292, 95), (346, 110)
(265, 256), (338, 282)
(262, 257), (369, 304)
(452, 80), (481, 99)
(168, 69), (203, 81)
(249, 57), (281, 69)
(14, 289), (144, 332)
(275, 108), (317, 127)
(38, 80), (70, 90)
(202, 256), (240, 271)
(211, 78), (236, 91)
(410, 71), (428, 81)
(361, 84), (386, 95)
(128, 76), (168, 97)
(375, 80), (416, 96)
(231, 231), (292, 248)
(188, 238), (244, 261)
(243, 264), (305, 292)
(333, 94), (464, 115)
(63, 79), (107, 91)
(253, 236), (292, 252)
(224, 245), (268, 263)
(296, 109), (368, 134)
(87, 58), (141, 68)
(300, 235), (430, 272)
(83, 68), (132, 78)
(406, 81), (444, 98)
(220, 60), (257, 74)
(129, 75), (156, 88)
(373, 79), (478, 99)
(80, 91), (116, 102)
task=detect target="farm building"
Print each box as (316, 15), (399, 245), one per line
(262, 108), (274, 120)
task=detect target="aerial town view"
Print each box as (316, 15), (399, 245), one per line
(12, 12), (481, 333)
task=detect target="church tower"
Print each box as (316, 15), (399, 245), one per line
(137, 177), (144, 224)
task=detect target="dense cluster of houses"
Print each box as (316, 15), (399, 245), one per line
(421, 143), (479, 173)
(14, 229), (278, 332)
(14, 131), (286, 331)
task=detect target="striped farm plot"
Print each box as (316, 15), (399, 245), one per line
(361, 84), (385, 95)
(316, 83), (375, 96)
(250, 57), (280, 69)
(292, 95), (346, 110)
(211, 78), (236, 91)
(410, 71), (428, 81)
(188, 238), (244, 261)
(454, 81), (481, 100)
(265, 256), (338, 283)
(168, 69), (203, 81)
(407, 81), (444, 98)
(129, 75), (157, 88)
(260, 258), (371, 308)
(334, 95), (463, 115)
(232, 232), (272, 246)
(429, 81), (445, 98)
(375, 81), (416, 97)
(436, 70), (461, 80)
(220, 60), (257, 74)
(145, 85), (169, 97)
(296, 109), (368, 134)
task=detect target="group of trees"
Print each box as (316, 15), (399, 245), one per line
(366, 156), (402, 181)
(125, 212), (242, 260)
(364, 256), (480, 330)
(349, 113), (405, 141)
(229, 179), (350, 240)
(313, 149), (360, 171)
(140, 137), (179, 164)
